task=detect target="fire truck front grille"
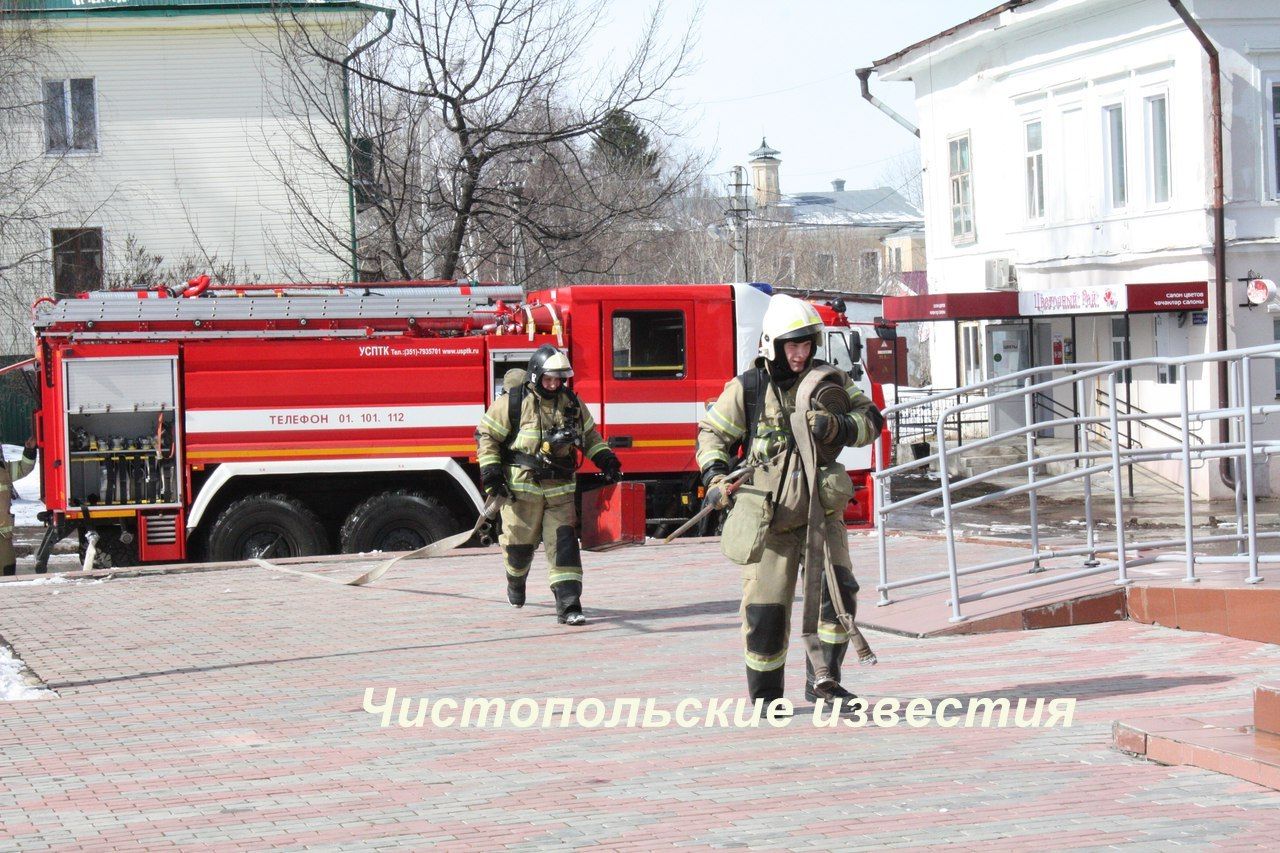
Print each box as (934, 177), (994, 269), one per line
(143, 513), (179, 545)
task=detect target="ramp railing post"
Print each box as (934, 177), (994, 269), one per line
(936, 416), (964, 622)
(1231, 360), (1246, 555)
(1076, 377), (1098, 567)
(1242, 356), (1262, 584)
(1178, 368), (1197, 583)
(874, 435), (891, 605)
(1025, 382), (1042, 572)
(1107, 372), (1130, 585)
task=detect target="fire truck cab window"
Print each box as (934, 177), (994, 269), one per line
(612, 311), (686, 379)
(822, 331), (856, 373)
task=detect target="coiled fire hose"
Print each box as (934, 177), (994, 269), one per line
(791, 365), (878, 672)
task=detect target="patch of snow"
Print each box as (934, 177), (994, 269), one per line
(4, 574), (68, 586)
(1, 646), (55, 701)
(4, 443), (44, 526)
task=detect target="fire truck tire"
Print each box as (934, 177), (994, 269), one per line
(339, 490), (457, 554)
(205, 493), (328, 562)
(77, 529), (138, 569)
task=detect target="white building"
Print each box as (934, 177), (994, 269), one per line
(864, 0), (1280, 496)
(1, 0), (378, 353)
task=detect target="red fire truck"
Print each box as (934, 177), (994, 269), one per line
(27, 280), (890, 568)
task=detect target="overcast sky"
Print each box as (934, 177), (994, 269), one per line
(598, 0), (998, 196)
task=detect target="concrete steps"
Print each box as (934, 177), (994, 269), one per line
(1114, 684), (1280, 791)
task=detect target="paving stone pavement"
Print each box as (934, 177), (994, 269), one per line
(2, 535), (1279, 850)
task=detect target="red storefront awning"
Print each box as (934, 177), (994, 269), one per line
(882, 291), (1020, 322)
(883, 282), (1208, 322)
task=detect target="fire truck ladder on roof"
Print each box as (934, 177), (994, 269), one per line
(871, 343), (1280, 622)
(33, 285), (526, 339)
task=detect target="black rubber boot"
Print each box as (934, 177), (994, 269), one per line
(506, 576), (526, 608)
(746, 666), (785, 705)
(805, 642), (856, 703)
(552, 580), (583, 624)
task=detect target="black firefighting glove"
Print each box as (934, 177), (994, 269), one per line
(701, 462), (729, 488)
(864, 406), (886, 436)
(597, 451), (623, 484)
(806, 410), (841, 444)
(480, 465), (510, 498)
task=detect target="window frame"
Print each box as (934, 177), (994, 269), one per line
(1058, 103), (1086, 222)
(1102, 101), (1128, 212)
(1143, 91), (1172, 207)
(50, 226), (105, 297)
(948, 132), (976, 244)
(1024, 117), (1046, 221)
(1273, 317), (1280, 397)
(610, 309), (687, 381)
(1267, 78), (1280, 201)
(42, 77), (99, 155)
(815, 252), (835, 282)
(1110, 316), (1132, 384)
(860, 249), (880, 282)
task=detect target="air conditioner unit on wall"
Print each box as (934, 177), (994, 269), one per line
(985, 257), (1017, 291)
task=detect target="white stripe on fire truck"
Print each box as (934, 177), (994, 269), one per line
(185, 405), (485, 433)
(587, 402), (705, 425)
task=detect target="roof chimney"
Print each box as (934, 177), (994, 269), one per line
(831, 179), (846, 192)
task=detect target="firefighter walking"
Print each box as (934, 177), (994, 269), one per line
(475, 346), (622, 625)
(697, 295), (884, 705)
(2, 438), (37, 576)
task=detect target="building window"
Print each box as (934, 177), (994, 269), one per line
(43, 78), (97, 153)
(949, 134), (974, 243)
(961, 323), (982, 385)
(1154, 313), (1182, 385)
(1145, 94), (1170, 205)
(1273, 318), (1280, 396)
(1271, 83), (1280, 198)
(353, 137), (379, 208)
(815, 253), (835, 281)
(1025, 120), (1045, 220)
(612, 310), (686, 379)
(51, 228), (103, 297)
(1060, 106), (1086, 220)
(1103, 103), (1127, 210)
(1110, 316), (1131, 384)
(892, 246), (902, 273)
(860, 250), (879, 283)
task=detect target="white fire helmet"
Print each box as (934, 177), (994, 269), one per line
(758, 294), (823, 362)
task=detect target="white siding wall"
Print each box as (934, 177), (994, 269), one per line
(35, 12), (362, 285)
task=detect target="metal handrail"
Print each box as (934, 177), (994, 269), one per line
(1095, 387), (1204, 447)
(872, 344), (1280, 622)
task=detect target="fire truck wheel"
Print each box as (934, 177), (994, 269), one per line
(205, 493), (328, 562)
(339, 491), (457, 554)
(77, 529), (138, 569)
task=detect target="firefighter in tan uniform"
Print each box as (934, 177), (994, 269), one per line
(475, 346), (622, 625)
(697, 295), (883, 705)
(2, 438), (37, 576)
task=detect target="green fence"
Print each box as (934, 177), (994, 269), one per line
(0, 355), (38, 446)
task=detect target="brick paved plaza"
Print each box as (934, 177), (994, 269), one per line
(3, 535), (1280, 849)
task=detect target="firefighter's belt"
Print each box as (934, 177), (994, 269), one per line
(511, 451), (573, 482)
(791, 365), (878, 671)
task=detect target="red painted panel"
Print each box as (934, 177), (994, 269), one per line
(882, 292), (1019, 322)
(1125, 282), (1208, 312)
